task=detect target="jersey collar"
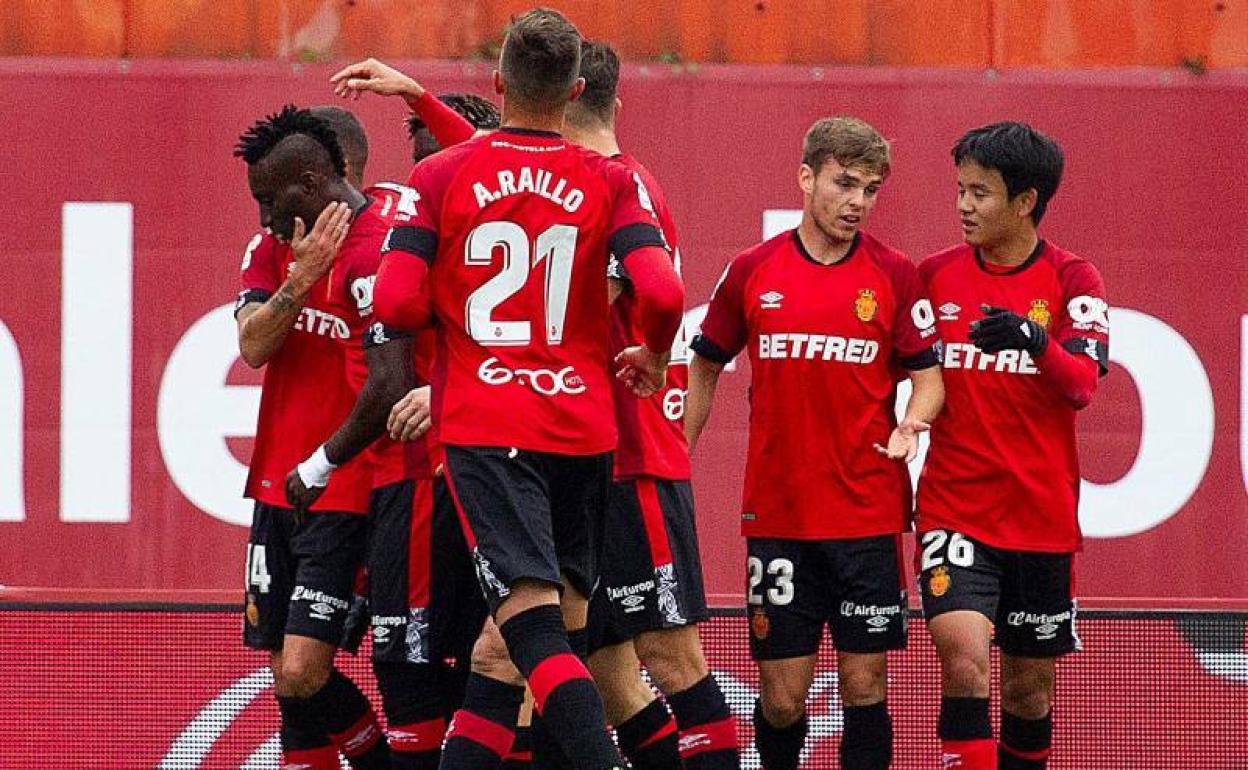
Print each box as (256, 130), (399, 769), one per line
(974, 238), (1046, 276)
(499, 126), (563, 139)
(792, 229), (860, 267)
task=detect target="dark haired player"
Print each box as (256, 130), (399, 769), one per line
(335, 9), (684, 770)
(234, 105), (390, 770)
(686, 117), (944, 770)
(567, 39), (739, 770)
(409, 93), (501, 163)
(916, 122), (1109, 770)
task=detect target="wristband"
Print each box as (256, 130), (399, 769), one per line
(296, 445), (337, 488)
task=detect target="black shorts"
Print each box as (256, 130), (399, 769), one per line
(746, 535), (907, 660)
(368, 479), (489, 664)
(243, 503), (368, 650)
(917, 529), (1079, 657)
(588, 479), (710, 652)
(443, 445), (612, 613)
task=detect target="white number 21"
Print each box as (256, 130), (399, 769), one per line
(465, 221), (578, 346)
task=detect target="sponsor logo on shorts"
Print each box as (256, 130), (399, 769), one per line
(291, 586), (349, 621)
(840, 601), (902, 633)
(1008, 609), (1072, 641)
(609, 579), (655, 613)
(928, 566), (951, 597)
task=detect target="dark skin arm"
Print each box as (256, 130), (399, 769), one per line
(285, 336), (414, 512)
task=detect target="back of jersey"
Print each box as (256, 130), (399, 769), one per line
(403, 128), (664, 455)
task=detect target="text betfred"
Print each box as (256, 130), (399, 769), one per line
(473, 167), (584, 213)
(942, 342), (1038, 374)
(757, 333), (879, 364)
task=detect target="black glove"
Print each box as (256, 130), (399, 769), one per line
(969, 304), (1048, 357)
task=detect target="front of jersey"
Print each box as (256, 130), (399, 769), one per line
(916, 241), (1109, 553)
(396, 129), (668, 456)
(326, 186), (436, 486)
(237, 232), (372, 513)
(608, 154), (691, 481)
(693, 230), (940, 540)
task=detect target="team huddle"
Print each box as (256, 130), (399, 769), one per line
(233, 8), (1109, 770)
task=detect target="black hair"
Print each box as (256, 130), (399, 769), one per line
(406, 93), (501, 140)
(952, 121), (1064, 225)
(572, 40), (620, 122)
(309, 105), (368, 177)
(234, 104), (347, 177)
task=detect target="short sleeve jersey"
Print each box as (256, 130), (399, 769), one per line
(916, 241), (1109, 553)
(389, 128), (668, 455)
(607, 154), (691, 481)
(692, 230), (941, 540)
(326, 185), (437, 485)
(236, 232), (372, 513)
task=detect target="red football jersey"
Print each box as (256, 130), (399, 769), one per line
(608, 154), (691, 481)
(693, 230), (941, 540)
(916, 241), (1109, 553)
(326, 185), (437, 485)
(236, 232), (372, 513)
(394, 129), (669, 455)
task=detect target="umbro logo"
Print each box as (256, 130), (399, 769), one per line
(760, 291), (784, 309)
(939, 302), (961, 320)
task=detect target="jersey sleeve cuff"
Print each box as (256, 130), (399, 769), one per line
(691, 333), (736, 365)
(610, 223), (667, 262)
(382, 225), (438, 264)
(362, 322), (413, 349)
(899, 344), (942, 371)
(233, 288), (272, 317)
(1062, 337), (1110, 377)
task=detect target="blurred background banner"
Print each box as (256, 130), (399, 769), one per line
(2, 60), (1245, 605)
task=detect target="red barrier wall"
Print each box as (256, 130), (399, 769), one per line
(1, 60), (1246, 605)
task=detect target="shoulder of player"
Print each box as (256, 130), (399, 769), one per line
(729, 230), (791, 279)
(1040, 241), (1105, 295)
(857, 231), (916, 272)
(917, 242), (972, 282)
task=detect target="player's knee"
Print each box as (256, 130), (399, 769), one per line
(758, 679), (808, 728)
(838, 662), (887, 707)
(471, 623), (524, 686)
(636, 627), (708, 694)
(1001, 667), (1054, 719)
(940, 650), (991, 697)
(275, 654), (332, 698)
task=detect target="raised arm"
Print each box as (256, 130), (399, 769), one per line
(330, 58), (476, 146)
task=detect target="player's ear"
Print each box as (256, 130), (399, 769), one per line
(493, 70), (504, 96)
(1013, 188), (1038, 221)
(613, 97), (622, 119)
(798, 163), (816, 196)
(298, 170), (322, 197)
(567, 77), (586, 103)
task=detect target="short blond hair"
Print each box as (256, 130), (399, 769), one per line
(802, 117), (891, 178)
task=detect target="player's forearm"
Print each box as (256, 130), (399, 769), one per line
(323, 344), (414, 466)
(625, 246), (685, 352)
(904, 366), (945, 424)
(1035, 343), (1099, 410)
(684, 355), (723, 452)
(237, 277), (314, 367)
(407, 90), (476, 147)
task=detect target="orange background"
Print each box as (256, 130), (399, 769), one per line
(3, 0), (1245, 67)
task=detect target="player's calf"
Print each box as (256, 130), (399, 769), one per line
(836, 652), (891, 770)
(440, 621), (526, 770)
(373, 660), (447, 770)
(998, 655), (1056, 769)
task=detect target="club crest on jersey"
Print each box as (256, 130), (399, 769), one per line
(854, 289), (878, 322)
(928, 566), (951, 598)
(750, 607), (771, 640)
(759, 291), (784, 309)
(1027, 299), (1052, 329)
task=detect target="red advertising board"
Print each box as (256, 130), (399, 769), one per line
(1, 609), (1244, 768)
(1, 60), (1246, 604)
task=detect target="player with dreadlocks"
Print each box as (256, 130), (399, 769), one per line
(408, 93), (501, 164)
(234, 104), (392, 770)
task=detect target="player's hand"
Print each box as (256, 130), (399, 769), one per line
(969, 304), (1048, 357)
(388, 386), (432, 441)
(330, 58), (424, 101)
(290, 201), (351, 285)
(873, 418), (930, 463)
(284, 468), (326, 522)
(615, 345), (669, 399)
